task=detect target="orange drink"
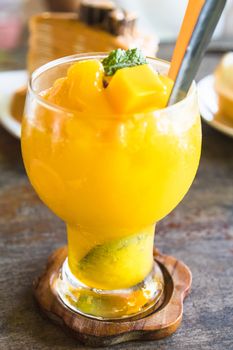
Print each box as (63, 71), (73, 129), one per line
(21, 51), (201, 319)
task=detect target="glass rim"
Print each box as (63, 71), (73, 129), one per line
(28, 52), (197, 117)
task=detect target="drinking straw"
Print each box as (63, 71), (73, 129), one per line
(167, 0), (227, 106)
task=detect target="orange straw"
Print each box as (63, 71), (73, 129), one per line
(169, 0), (205, 81)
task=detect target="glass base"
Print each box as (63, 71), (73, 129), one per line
(55, 258), (164, 320)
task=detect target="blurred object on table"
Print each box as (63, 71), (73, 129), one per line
(10, 86), (27, 122)
(198, 74), (233, 138)
(198, 50), (233, 138)
(27, 1), (158, 75)
(0, 69), (26, 138)
(214, 52), (233, 121)
(45, 0), (80, 12)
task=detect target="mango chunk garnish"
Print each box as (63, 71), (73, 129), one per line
(106, 64), (173, 113)
(67, 59), (113, 113)
(45, 60), (114, 114)
(67, 59), (104, 97)
(44, 59), (173, 116)
(67, 59), (103, 111)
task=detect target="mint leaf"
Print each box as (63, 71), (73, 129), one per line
(102, 48), (147, 76)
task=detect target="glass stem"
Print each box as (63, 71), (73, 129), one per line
(67, 224), (155, 290)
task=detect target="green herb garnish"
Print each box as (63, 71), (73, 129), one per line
(102, 48), (147, 76)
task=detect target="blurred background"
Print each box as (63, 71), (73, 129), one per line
(0, 3), (232, 349)
(0, 0), (232, 70)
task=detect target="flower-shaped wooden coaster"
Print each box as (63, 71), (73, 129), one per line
(33, 246), (192, 347)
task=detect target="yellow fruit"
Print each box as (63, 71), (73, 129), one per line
(67, 59), (113, 113)
(106, 64), (172, 113)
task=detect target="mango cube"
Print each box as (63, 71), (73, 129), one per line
(106, 64), (172, 113)
(67, 59), (113, 113)
(67, 60), (103, 108)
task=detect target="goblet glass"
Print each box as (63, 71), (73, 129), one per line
(21, 53), (201, 320)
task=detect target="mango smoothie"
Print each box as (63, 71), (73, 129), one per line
(22, 49), (201, 318)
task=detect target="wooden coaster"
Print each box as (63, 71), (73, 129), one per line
(33, 247), (192, 347)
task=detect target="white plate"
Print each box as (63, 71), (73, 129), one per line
(0, 70), (27, 139)
(198, 74), (233, 138)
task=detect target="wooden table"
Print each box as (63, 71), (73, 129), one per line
(0, 44), (233, 350)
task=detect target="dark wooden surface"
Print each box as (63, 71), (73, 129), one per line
(0, 44), (233, 350)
